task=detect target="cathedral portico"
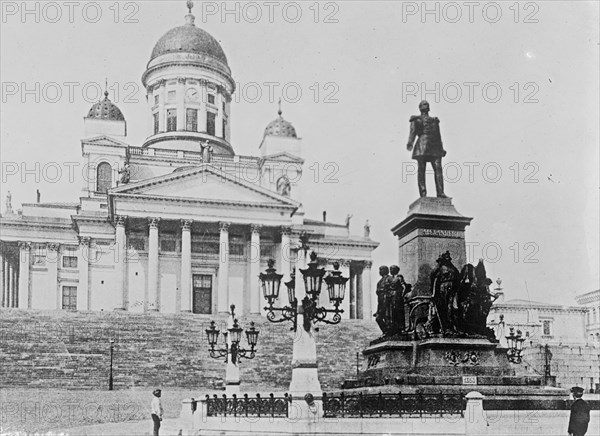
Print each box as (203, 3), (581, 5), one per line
(0, 1), (378, 321)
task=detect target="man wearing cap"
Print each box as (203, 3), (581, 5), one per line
(151, 389), (163, 436)
(568, 386), (591, 436)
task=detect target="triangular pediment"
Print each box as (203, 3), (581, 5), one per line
(81, 135), (130, 148)
(261, 151), (304, 163)
(110, 165), (299, 208)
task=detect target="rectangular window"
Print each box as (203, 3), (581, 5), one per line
(154, 94), (159, 105)
(191, 241), (219, 259)
(186, 108), (198, 132)
(542, 320), (551, 336)
(222, 118), (227, 139)
(167, 109), (177, 132)
(167, 90), (176, 102)
(260, 243), (275, 259)
(62, 256), (78, 268)
(206, 112), (216, 136)
(207, 94), (215, 104)
(153, 112), (159, 134)
(160, 239), (176, 252)
(129, 238), (145, 251)
(229, 242), (246, 262)
(62, 286), (77, 310)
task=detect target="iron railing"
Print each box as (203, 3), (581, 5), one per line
(322, 392), (465, 418)
(205, 393), (291, 418)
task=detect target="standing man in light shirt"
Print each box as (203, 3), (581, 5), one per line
(151, 389), (163, 436)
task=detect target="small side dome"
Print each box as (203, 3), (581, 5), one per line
(264, 107), (297, 138)
(86, 91), (125, 121)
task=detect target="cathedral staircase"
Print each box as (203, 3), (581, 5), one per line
(0, 309), (380, 390)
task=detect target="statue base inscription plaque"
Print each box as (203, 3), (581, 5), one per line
(391, 197), (472, 296)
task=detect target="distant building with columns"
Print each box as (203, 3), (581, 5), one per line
(0, 4), (378, 317)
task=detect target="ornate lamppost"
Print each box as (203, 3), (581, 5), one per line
(506, 327), (525, 364)
(260, 237), (348, 394)
(205, 304), (259, 394)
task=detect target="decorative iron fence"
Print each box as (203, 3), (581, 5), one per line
(205, 393), (291, 418)
(322, 392), (465, 418)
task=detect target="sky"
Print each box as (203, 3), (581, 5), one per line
(1, 1), (598, 306)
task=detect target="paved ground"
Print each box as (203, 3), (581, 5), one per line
(50, 418), (188, 435)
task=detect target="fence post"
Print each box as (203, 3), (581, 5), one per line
(465, 391), (486, 435)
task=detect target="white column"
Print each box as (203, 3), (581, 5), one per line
(158, 80), (166, 132)
(180, 220), (192, 312)
(349, 266), (356, 319)
(18, 242), (31, 309)
(199, 85), (208, 132)
(249, 224), (261, 314)
(176, 77), (186, 131)
(216, 92), (224, 138)
(280, 227), (291, 279)
(338, 259), (351, 319)
(362, 261), (373, 320)
(217, 222), (230, 313)
(115, 216), (127, 310)
(8, 262), (15, 308)
(78, 237), (90, 311)
(0, 251), (5, 308)
(148, 217), (160, 311)
(47, 243), (59, 310)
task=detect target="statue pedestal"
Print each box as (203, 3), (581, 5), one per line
(391, 197), (472, 295)
(357, 337), (546, 394)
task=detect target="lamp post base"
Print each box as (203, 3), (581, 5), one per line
(289, 365), (321, 396)
(289, 327), (322, 396)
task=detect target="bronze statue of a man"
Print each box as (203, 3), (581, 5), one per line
(388, 265), (407, 335)
(374, 265), (392, 335)
(406, 100), (447, 198)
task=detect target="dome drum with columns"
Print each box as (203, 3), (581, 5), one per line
(141, 4), (235, 155)
(0, 1), (378, 319)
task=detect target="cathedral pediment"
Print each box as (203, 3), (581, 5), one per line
(109, 165), (299, 213)
(81, 135), (130, 148)
(260, 151), (304, 163)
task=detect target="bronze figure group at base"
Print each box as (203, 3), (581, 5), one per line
(374, 252), (501, 341)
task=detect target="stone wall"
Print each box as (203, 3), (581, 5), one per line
(522, 344), (600, 391)
(0, 309), (380, 391)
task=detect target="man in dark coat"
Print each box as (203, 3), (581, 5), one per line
(568, 386), (591, 436)
(406, 100), (447, 198)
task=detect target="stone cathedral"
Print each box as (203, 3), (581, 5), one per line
(0, 4), (378, 317)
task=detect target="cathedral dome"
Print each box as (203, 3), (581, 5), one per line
(264, 109), (297, 138)
(86, 91), (125, 121)
(150, 23), (228, 66)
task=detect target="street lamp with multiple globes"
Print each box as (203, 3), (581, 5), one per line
(259, 240), (348, 394)
(205, 304), (259, 393)
(261, 254), (348, 333)
(505, 327), (525, 364)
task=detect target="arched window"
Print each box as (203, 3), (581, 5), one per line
(96, 162), (113, 193)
